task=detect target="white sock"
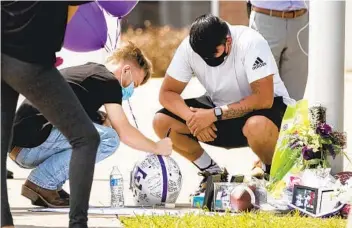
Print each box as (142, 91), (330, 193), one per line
(261, 163), (271, 174)
(193, 151), (221, 173)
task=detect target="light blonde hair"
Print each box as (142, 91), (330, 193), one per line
(106, 41), (153, 85)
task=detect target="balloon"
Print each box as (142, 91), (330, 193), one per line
(67, 5), (79, 23)
(55, 57), (64, 67)
(97, 0), (138, 18)
(64, 2), (107, 52)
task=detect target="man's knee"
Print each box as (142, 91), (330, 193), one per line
(242, 116), (277, 138)
(100, 127), (120, 151)
(153, 113), (171, 137)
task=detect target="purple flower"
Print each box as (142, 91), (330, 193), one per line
(302, 146), (314, 160)
(330, 131), (347, 148)
(290, 142), (300, 149)
(324, 144), (336, 159)
(289, 139), (300, 149)
(316, 123), (332, 137)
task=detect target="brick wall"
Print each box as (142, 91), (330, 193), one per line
(219, 0), (249, 26)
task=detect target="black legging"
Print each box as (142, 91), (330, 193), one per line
(1, 54), (100, 228)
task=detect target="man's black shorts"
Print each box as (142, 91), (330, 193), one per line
(156, 96), (287, 149)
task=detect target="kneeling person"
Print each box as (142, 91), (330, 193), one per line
(153, 14), (294, 195)
(10, 42), (172, 207)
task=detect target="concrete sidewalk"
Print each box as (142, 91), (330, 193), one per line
(6, 74), (352, 227)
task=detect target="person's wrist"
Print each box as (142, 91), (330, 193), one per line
(151, 141), (158, 154)
(221, 105), (229, 112)
(183, 110), (194, 122)
(210, 108), (218, 122)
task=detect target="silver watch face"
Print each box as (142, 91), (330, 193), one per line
(215, 107), (222, 116)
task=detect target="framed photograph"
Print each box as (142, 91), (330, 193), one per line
(318, 189), (339, 214)
(292, 185), (319, 214)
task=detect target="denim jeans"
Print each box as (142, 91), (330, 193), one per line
(15, 123), (119, 190)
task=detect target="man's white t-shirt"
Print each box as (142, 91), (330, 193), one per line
(167, 25), (294, 107)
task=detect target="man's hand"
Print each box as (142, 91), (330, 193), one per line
(153, 138), (173, 156)
(187, 107), (217, 135)
(103, 117), (112, 127)
(196, 124), (217, 142)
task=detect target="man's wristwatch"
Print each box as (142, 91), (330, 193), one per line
(214, 107), (223, 121)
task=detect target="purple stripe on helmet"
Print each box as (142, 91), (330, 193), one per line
(157, 155), (168, 203)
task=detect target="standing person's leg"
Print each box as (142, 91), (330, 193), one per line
(280, 13), (309, 101)
(1, 54), (99, 228)
(249, 12), (286, 70)
(1, 80), (19, 227)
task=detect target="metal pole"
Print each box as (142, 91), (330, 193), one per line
(307, 0), (346, 174)
(159, 1), (169, 26)
(181, 1), (192, 27)
(211, 0), (219, 17)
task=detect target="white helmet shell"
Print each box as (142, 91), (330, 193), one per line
(130, 154), (182, 206)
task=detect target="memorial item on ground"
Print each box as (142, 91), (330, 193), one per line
(130, 154), (182, 206)
(269, 101), (347, 192)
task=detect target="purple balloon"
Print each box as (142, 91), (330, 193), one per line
(97, 0), (138, 18)
(64, 2), (107, 52)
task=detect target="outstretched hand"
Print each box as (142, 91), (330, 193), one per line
(187, 107), (216, 136)
(154, 138), (173, 156)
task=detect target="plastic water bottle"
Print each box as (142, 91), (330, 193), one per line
(110, 166), (124, 208)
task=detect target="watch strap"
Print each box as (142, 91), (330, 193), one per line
(214, 107), (222, 121)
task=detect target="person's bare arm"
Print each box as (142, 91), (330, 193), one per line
(221, 75), (274, 120)
(104, 103), (172, 155)
(159, 75), (193, 121)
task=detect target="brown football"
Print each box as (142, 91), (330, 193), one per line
(230, 185), (256, 212)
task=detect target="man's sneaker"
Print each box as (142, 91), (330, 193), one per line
(251, 160), (270, 181)
(191, 168), (229, 197)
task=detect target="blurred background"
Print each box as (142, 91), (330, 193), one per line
(59, 0), (352, 78)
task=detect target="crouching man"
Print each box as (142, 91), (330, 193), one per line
(9, 42), (172, 207)
(153, 14), (294, 196)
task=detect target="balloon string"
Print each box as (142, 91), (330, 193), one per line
(79, 2), (111, 53)
(128, 100), (139, 129)
(107, 35), (113, 52)
(114, 18), (122, 50)
(103, 45), (111, 54)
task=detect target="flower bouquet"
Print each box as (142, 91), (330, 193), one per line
(288, 106), (347, 170)
(268, 101), (348, 193)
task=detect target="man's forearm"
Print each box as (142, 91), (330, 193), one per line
(119, 124), (157, 153)
(160, 91), (193, 121)
(221, 95), (270, 120)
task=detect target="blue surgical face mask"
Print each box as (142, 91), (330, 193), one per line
(121, 70), (135, 100)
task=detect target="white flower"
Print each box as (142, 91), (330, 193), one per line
(332, 179), (352, 204)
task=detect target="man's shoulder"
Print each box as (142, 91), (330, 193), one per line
(231, 25), (265, 42)
(178, 36), (192, 53)
(231, 26), (268, 52)
(61, 62), (115, 81)
(60, 62), (108, 73)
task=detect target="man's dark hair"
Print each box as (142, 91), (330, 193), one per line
(189, 14), (229, 58)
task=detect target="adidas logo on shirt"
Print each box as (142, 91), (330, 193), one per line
(252, 57), (267, 70)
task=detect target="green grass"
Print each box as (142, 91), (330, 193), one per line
(120, 211), (346, 228)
